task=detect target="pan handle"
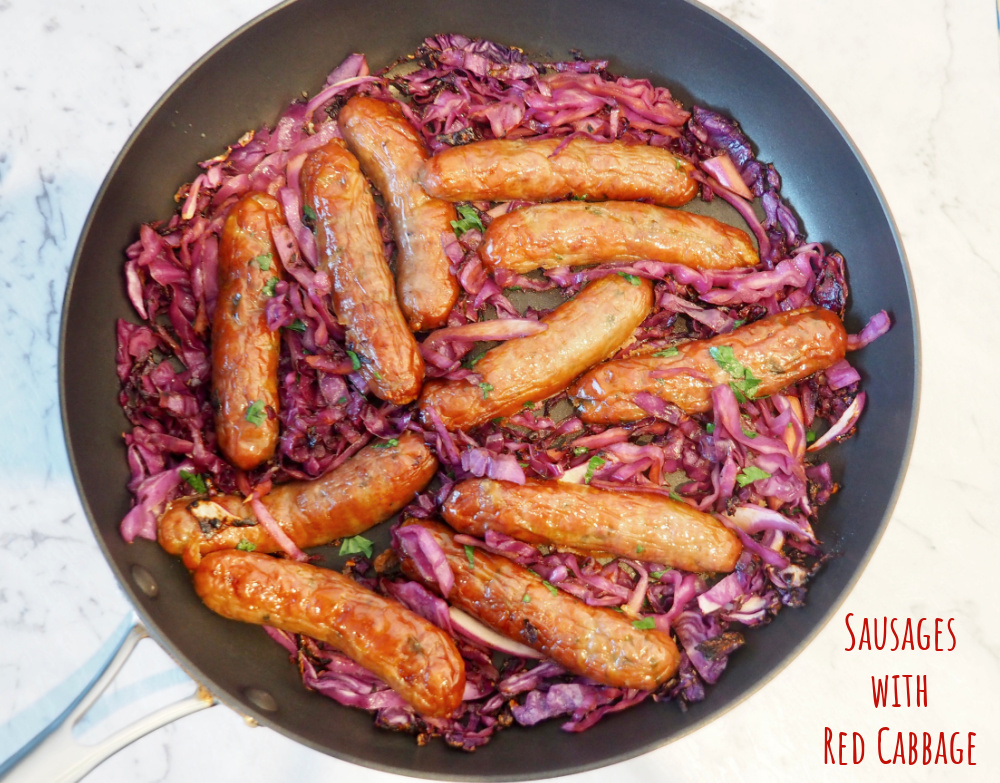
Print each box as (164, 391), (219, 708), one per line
(0, 616), (216, 783)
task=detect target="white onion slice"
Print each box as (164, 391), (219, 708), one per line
(448, 607), (543, 658)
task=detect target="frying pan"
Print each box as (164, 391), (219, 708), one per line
(43, 0), (918, 778)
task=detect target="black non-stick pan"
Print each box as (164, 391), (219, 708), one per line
(48, 0), (918, 779)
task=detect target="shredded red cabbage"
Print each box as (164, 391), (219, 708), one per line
(115, 33), (888, 748)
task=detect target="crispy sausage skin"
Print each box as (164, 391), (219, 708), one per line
(419, 274), (652, 431)
(300, 139), (424, 404)
(419, 138), (697, 207)
(194, 550), (465, 718)
(338, 96), (460, 332)
(398, 519), (680, 690)
(159, 431), (436, 569)
(442, 478), (742, 573)
(480, 201), (758, 274)
(570, 306), (848, 423)
(212, 193), (286, 470)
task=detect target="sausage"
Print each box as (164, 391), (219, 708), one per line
(300, 139), (424, 404)
(479, 201), (758, 274)
(442, 478), (742, 573)
(193, 550), (465, 718)
(418, 274), (652, 431)
(338, 96), (460, 332)
(159, 431), (436, 569)
(397, 519), (680, 690)
(569, 306), (848, 423)
(418, 138), (697, 207)
(212, 192), (286, 470)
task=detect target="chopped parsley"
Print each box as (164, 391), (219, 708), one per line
(735, 465), (772, 487)
(572, 446), (589, 456)
(584, 455), (606, 484)
(464, 545), (476, 568)
(652, 346), (679, 358)
(245, 400), (267, 427)
(302, 204), (318, 225)
(346, 350), (362, 371)
(705, 422), (715, 434)
(373, 438), (399, 449)
(286, 318), (307, 333)
(250, 253), (272, 271)
(617, 272), (642, 285)
(478, 382), (494, 400)
(668, 490), (684, 502)
(450, 204), (484, 236)
(632, 617), (657, 630)
(636, 544), (645, 555)
(806, 430), (817, 443)
(236, 539), (256, 552)
(522, 592), (531, 603)
(542, 580), (559, 596)
(261, 277), (279, 297)
(339, 534), (374, 558)
(650, 568), (672, 579)
(179, 469), (208, 494)
(708, 345), (762, 402)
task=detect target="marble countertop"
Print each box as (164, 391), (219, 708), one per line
(1, 0), (998, 781)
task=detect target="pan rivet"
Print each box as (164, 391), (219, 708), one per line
(130, 564), (159, 598)
(244, 687), (278, 713)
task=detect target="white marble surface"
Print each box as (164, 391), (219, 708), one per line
(1, 0), (998, 780)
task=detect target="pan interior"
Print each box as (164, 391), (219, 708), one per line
(60, 0), (917, 778)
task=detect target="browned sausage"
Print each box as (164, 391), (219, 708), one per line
(398, 519), (680, 690)
(418, 138), (697, 207)
(442, 478), (742, 573)
(418, 274), (652, 431)
(159, 431), (436, 569)
(479, 201), (758, 274)
(300, 139), (424, 404)
(212, 192), (286, 470)
(193, 550), (465, 718)
(338, 96), (460, 332)
(570, 306), (848, 423)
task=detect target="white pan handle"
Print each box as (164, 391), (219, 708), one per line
(0, 617), (215, 783)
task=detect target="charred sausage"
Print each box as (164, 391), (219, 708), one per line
(418, 138), (697, 207)
(212, 192), (286, 470)
(159, 431), (436, 569)
(479, 201), (758, 274)
(442, 478), (742, 573)
(397, 519), (680, 690)
(418, 274), (652, 431)
(300, 139), (424, 404)
(194, 550), (465, 718)
(569, 306), (848, 423)
(338, 96), (460, 332)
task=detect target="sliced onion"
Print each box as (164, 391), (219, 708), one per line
(448, 607), (543, 658)
(807, 392), (866, 452)
(248, 494), (309, 562)
(701, 153), (754, 199)
(422, 318), (547, 354)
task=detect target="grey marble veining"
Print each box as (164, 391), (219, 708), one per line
(2, 0), (999, 781)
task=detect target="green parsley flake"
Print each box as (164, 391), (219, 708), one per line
(650, 568), (672, 579)
(668, 491), (684, 502)
(373, 438), (400, 449)
(636, 544), (645, 554)
(245, 400), (267, 427)
(542, 580), (558, 596)
(652, 346), (679, 358)
(302, 204), (318, 223)
(705, 422), (716, 434)
(806, 430), (817, 443)
(708, 345), (762, 401)
(741, 427), (758, 439)
(522, 592), (531, 603)
(262, 277), (279, 297)
(632, 617), (657, 630)
(584, 455), (606, 484)
(464, 545), (476, 568)
(286, 319), (307, 333)
(572, 446), (589, 456)
(179, 469), (208, 494)
(735, 465), (772, 487)
(450, 204), (485, 236)
(478, 382), (494, 400)
(617, 272), (642, 286)
(346, 350), (362, 371)
(339, 534), (374, 558)
(251, 253), (272, 271)
(236, 539), (256, 552)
